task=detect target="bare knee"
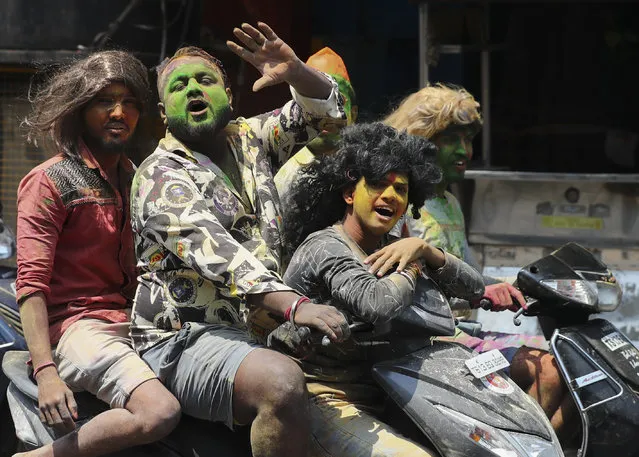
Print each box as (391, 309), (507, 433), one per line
(262, 357), (307, 411)
(127, 381), (182, 442)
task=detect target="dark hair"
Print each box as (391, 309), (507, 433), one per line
(156, 46), (229, 96)
(284, 122), (441, 252)
(23, 50), (150, 159)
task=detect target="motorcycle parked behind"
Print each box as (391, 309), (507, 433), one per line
(0, 216), (22, 457)
(511, 242), (639, 457)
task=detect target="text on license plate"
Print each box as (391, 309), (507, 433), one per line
(465, 349), (511, 379)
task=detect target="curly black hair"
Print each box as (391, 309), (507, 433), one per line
(284, 122), (441, 252)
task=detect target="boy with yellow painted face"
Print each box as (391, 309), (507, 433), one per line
(282, 122), (485, 457)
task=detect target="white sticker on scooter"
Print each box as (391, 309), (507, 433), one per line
(573, 370), (607, 388)
(480, 373), (515, 395)
(601, 332), (628, 352)
(465, 349), (510, 379)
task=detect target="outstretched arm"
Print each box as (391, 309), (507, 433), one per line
(227, 21), (332, 99)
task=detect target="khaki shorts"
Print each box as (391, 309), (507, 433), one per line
(55, 317), (157, 409)
(307, 382), (437, 457)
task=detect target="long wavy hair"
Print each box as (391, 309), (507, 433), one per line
(284, 122), (441, 252)
(383, 83), (482, 139)
(23, 50), (150, 159)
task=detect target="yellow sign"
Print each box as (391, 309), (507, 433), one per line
(540, 216), (604, 230)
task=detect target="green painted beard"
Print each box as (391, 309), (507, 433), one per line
(166, 103), (232, 144)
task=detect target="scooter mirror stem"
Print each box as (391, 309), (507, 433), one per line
(513, 307), (526, 326)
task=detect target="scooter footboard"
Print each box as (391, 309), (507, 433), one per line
(551, 322), (639, 457)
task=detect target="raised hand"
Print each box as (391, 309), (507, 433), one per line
(226, 22), (302, 92)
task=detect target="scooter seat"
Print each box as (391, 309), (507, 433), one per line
(2, 351), (38, 400)
(2, 351), (109, 419)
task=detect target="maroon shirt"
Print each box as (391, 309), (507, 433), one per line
(16, 141), (136, 343)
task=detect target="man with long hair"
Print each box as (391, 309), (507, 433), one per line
(129, 22), (348, 457)
(15, 51), (181, 457)
(281, 122), (485, 457)
(385, 84), (576, 439)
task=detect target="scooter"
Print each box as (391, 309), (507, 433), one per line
(1, 201), (562, 457)
(2, 271), (563, 457)
(0, 217), (21, 457)
(272, 271), (565, 457)
(510, 242), (639, 457)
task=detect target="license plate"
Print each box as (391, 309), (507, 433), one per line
(601, 332), (628, 352)
(465, 349), (510, 379)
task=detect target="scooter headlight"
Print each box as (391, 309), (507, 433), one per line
(539, 279), (597, 306)
(591, 280), (622, 312)
(435, 405), (562, 457)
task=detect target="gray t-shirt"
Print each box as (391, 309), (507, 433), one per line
(284, 224), (485, 382)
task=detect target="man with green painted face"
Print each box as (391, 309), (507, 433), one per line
(129, 22), (349, 457)
(385, 84), (577, 440)
(385, 84), (527, 309)
(273, 47), (357, 203)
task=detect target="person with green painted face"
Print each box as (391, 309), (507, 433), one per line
(384, 84), (577, 440)
(273, 47), (357, 213)
(129, 22), (349, 457)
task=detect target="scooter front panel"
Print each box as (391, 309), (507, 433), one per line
(552, 327), (639, 457)
(372, 341), (553, 440)
(575, 319), (639, 391)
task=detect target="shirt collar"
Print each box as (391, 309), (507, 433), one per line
(158, 130), (201, 164)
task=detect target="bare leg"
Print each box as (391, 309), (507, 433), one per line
(14, 379), (181, 457)
(509, 347), (577, 440)
(233, 348), (308, 457)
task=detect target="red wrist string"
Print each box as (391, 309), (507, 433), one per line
(287, 296), (311, 326)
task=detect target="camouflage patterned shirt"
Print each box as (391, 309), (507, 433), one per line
(130, 84), (346, 353)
